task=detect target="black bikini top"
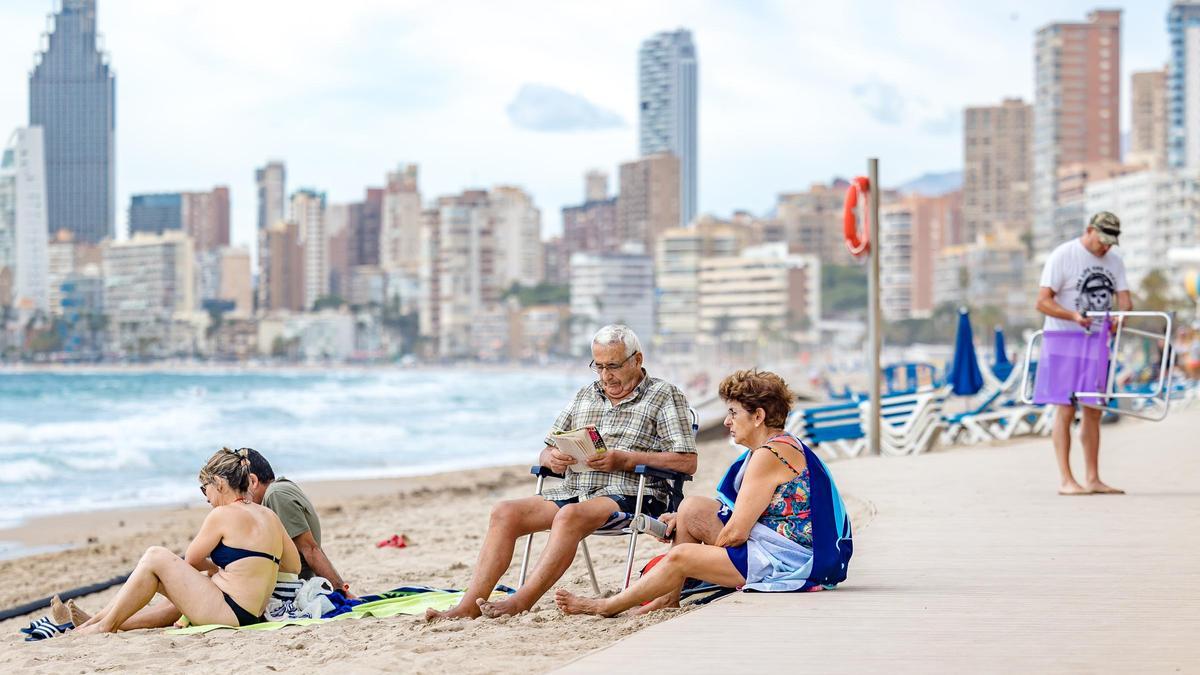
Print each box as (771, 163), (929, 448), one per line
(210, 541), (281, 569)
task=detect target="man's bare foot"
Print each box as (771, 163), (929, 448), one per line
(1085, 481), (1125, 495)
(1058, 481), (1090, 496)
(554, 589), (616, 617)
(423, 603), (480, 622)
(50, 595), (71, 625)
(628, 595), (677, 616)
(476, 596), (529, 618)
(66, 599), (92, 626)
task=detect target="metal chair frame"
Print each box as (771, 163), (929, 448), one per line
(1020, 310), (1175, 421)
(516, 409), (697, 595)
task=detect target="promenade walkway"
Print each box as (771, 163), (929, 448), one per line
(561, 409), (1200, 673)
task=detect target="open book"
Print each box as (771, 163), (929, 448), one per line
(552, 425), (607, 473)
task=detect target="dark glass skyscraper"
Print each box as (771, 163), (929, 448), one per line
(29, 0), (116, 244)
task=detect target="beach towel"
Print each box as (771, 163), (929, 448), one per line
(715, 435), (853, 592)
(167, 586), (512, 634)
(1032, 321), (1111, 406)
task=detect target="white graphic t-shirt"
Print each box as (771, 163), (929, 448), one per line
(1039, 238), (1129, 331)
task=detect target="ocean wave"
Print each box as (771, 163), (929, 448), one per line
(0, 369), (590, 525)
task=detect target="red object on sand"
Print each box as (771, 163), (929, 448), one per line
(376, 534), (408, 548)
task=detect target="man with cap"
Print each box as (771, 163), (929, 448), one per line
(1034, 211), (1132, 495)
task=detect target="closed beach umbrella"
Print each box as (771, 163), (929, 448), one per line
(948, 308), (984, 396)
(992, 326), (1014, 380)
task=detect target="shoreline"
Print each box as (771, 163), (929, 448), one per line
(1, 434), (872, 673)
(0, 462), (540, 557)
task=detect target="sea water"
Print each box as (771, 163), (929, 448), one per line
(0, 368), (590, 529)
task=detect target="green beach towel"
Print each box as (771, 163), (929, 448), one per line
(168, 589), (507, 634)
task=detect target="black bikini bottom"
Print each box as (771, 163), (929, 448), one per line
(222, 592), (265, 626)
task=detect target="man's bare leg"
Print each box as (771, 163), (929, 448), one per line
(424, 496), (559, 621)
(1079, 406), (1123, 494)
(477, 497), (618, 618)
(1053, 404), (1087, 495)
(631, 496), (725, 615)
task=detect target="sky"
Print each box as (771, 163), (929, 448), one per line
(0, 0), (1174, 253)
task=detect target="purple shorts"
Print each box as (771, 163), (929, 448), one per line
(1032, 323), (1111, 406)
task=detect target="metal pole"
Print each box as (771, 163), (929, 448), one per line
(867, 158), (882, 456)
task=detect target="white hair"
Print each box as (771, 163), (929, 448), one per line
(592, 324), (641, 358)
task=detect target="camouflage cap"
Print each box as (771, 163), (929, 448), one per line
(1088, 211), (1120, 245)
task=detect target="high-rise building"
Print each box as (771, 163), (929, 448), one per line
(1085, 167), (1200, 292)
(128, 187), (229, 252)
(697, 243), (820, 344)
(291, 189), (328, 311)
(490, 186), (542, 289)
(29, 0), (116, 244)
(181, 187), (230, 253)
(255, 161), (286, 312)
(380, 164), (422, 274)
(1, 128), (50, 314)
(655, 220), (745, 352)
(569, 248), (655, 355)
(102, 231), (195, 320)
(775, 181), (852, 261)
(197, 247), (252, 317)
(1130, 69), (1168, 169)
(618, 153), (680, 252)
(431, 190), (498, 357)
(262, 220), (305, 313)
(357, 188), (383, 266)
(563, 170), (620, 256)
(639, 29), (698, 227)
(1168, 2), (1200, 168)
(585, 170), (609, 202)
(129, 194), (183, 237)
(935, 231), (1029, 328)
(879, 192), (959, 320)
(256, 162), (286, 231)
(963, 99), (1032, 244)
(1032, 10), (1121, 259)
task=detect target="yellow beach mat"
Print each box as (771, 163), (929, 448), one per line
(168, 589), (508, 634)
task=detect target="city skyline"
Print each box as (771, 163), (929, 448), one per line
(0, 0), (1173, 255)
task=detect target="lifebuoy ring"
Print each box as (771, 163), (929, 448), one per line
(842, 176), (871, 257)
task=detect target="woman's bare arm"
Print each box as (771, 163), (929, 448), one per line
(184, 508), (224, 572)
(716, 448), (792, 547)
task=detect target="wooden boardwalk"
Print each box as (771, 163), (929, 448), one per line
(560, 410), (1200, 673)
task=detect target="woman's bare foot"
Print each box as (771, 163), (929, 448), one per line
(554, 589), (616, 617)
(1085, 481), (1124, 495)
(628, 594), (677, 616)
(1058, 481), (1090, 496)
(66, 599), (92, 626)
(476, 596), (529, 618)
(70, 621), (110, 636)
(423, 602), (481, 622)
(50, 595), (71, 625)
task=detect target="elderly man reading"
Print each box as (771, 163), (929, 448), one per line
(426, 324), (697, 620)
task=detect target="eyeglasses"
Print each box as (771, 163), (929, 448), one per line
(590, 351), (639, 373)
(199, 481), (211, 496)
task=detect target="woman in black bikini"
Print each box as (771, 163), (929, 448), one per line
(73, 448), (300, 634)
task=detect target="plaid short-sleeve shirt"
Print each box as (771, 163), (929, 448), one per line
(541, 371), (697, 505)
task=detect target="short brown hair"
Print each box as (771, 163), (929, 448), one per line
(718, 369), (795, 428)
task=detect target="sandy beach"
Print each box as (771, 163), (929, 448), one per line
(1, 437), (872, 674)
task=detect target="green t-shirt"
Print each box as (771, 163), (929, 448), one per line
(263, 478), (322, 579)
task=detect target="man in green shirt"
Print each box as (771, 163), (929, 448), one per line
(245, 449), (350, 594)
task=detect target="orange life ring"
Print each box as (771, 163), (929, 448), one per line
(842, 176), (871, 257)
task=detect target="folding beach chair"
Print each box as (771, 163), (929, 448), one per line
(517, 409), (697, 595)
(1020, 311), (1177, 421)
